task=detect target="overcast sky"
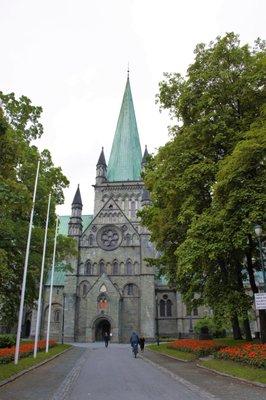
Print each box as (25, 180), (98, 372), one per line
(1, 0), (265, 215)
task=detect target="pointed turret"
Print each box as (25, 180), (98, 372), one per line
(96, 147), (107, 184)
(68, 185), (83, 237)
(107, 76), (142, 181)
(141, 145), (149, 169)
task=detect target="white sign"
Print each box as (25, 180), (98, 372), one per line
(255, 293), (266, 310)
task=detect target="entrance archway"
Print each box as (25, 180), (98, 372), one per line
(95, 319), (111, 341)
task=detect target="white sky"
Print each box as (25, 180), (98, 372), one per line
(1, 0), (265, 215)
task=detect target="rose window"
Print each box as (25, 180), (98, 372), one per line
(97, 225), (122, 250)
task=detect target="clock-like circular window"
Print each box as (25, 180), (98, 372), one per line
(97, 225), (122, 250)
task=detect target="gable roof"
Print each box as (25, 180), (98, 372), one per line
(107, 77), (142, 182)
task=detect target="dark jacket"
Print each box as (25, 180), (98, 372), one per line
(130, 332), (139, 346)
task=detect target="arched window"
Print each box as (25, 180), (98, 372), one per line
(113, 261), (118, 275)
(193, 307), (198, 316)
(166, 299), (172, 317)
(89, 235), (94, 246)
(83, 284), (88, 296)
(54, 309), (60, 322)
(159, 300), (165, 317)
(126, 259), (133, 275)
(85, 261), (92, 275)
(127, 284), (134, 295)
(125, 233), (131, 246)
(99, 260), (105, 275)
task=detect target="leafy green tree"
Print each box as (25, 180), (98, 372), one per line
(0, 93), (76, 329)
(140, 33), (266, 339)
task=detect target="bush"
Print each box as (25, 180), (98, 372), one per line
(194, 317), (226, 338)
(0, 334), (16, 348)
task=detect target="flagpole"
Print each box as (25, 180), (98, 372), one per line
(46, 216), (59, 352)
(14, 160), (40, 364)
(33, 193), (51, 358)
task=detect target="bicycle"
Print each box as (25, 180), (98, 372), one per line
(132, 342), (138, 358)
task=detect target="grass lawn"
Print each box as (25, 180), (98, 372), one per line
(0, 344), (71, 382)
(200, 359), (266, 385)
(147, 343), (196, 361)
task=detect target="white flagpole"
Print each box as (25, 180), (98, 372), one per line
(15, 160), (40, 364)
(33, 193), (51, 358)
(46, 216), (59, 352)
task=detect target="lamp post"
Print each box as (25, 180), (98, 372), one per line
(254, 225), (266, 292)
(155, 294), (160, 346)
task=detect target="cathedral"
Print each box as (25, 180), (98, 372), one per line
(38, 76), (207, 343)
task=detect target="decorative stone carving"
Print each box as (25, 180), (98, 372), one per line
(96, 225), (122, 250)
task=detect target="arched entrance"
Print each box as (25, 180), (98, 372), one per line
(95, 318), (111, 341)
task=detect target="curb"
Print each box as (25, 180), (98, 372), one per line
(146, 348), (191, 363)
(197, 363), (266, 389)
(0, 346), (72, 388)
(139, 353), (217, 400)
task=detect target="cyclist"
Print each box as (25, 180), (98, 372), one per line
(130, 331), (140, 358)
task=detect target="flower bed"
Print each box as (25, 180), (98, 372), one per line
(167, 339), (223, 357)
(216, 343), (266, 369)
(0, 340), (56, 364)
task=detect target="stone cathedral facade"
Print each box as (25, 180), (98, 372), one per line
(38, 76), (208, 343)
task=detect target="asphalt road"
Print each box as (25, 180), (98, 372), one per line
(0, 343), (265, 400)
(54, 343), (216, 400)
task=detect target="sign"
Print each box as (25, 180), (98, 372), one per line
(255, 293), (266, 310)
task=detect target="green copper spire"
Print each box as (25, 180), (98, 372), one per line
(107, 76), (142, 181)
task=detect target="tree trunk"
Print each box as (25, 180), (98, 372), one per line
(246, 235), (266, 343)
(231, 313), (242, 340)
(243, 315), (252, 341)
(259, 310), (266, 343)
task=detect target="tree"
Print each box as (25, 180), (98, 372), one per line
(139, 33), (266, 338)
(0, 93), (76, 329)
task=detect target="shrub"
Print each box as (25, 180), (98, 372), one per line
(0, 334), (16, 348)
(194, 317), (227, 338)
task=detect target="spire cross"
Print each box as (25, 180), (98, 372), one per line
(127, 63), (130, 78)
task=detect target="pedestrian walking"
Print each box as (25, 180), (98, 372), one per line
(130, 331), (140, 358)
(139, 336), (145, 352)
(103, 331), (110, 348)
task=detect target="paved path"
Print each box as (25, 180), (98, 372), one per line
(0, 343), (265, 400)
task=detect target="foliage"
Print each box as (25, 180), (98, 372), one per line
(0, 340), (56, 364)
(0, 335), (16, 349)
(0, 92), (76, 328)
(194, 317), (227, 338)
(139, 33), (266, 330)
(216, 343), (266, 369)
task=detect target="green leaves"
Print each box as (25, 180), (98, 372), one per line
(0, 92), (75, 328)
(140, 33), (266, 325)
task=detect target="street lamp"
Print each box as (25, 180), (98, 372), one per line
(254, 225), (266, 292)
(155, 294), (160, 346)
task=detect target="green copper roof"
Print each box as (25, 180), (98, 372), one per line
(45, 214), (93, 286)
(45, 264), (66, 286)
(107, 77), (142, 181)
(58, 215), (93, 236)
